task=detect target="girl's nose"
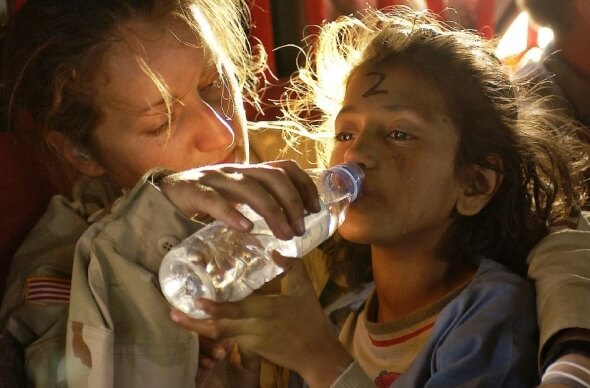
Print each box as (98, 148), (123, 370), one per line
(343, 132), (377, 169)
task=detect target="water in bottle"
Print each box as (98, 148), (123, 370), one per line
(159, 162), (364, 318)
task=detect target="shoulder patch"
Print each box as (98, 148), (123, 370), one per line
(25, 276), (71, 304)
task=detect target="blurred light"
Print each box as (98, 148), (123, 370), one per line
(537, 27), (554, 48)
(495, 12), (529, 59)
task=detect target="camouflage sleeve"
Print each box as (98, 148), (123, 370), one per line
(528, 211), (590, 361)
(0, 194), (89, 387)
(66, 172), (203, 387)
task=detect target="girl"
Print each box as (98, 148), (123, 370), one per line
(0, 0), (319, 386)
(172, 7), (589, 387)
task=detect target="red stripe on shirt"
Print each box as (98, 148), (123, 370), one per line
(25, 277), (71, 304)
(369, 321), (435, 347)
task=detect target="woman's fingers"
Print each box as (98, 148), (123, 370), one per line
(200, 161), (319, 238)
(238, 160), (321, 231)
(161, 161), (320, 240)
(222, 164), (308, 236)
(159, 175), (254, 232)
(208, 171), (299, 240)
(265, 160), (321, 214)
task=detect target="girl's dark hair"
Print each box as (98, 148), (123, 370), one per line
(0, 0), (263, 189)
(284, 7), (589, 285)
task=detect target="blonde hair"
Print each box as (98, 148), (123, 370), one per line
(1, 0), (266, 188)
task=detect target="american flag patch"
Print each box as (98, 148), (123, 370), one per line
(25, 276), (71, 304)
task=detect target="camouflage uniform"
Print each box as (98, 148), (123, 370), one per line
(0, 171), (228, 387)
(0, 128), (320, 388)
(65, 170), (208, 387)
(0, 177), (115, 387)
(528, 211), (590, 361)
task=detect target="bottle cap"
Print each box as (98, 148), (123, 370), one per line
(323, 162), (364, 201)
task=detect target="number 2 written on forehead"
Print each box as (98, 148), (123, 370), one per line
(363, 72), (388, 97)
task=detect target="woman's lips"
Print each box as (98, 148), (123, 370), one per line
(216, 150), (237, 164)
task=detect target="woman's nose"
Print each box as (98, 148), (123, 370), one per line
(190, 100), (235, 152)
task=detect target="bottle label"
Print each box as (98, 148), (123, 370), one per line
(292, 201), (331, 257)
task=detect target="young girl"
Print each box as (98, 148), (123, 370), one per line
(0, 0), (319, 386)
(171, 7), (589, 387)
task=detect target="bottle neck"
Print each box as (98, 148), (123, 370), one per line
(308, 163), (363, 207)
(316, 184), (354, 207)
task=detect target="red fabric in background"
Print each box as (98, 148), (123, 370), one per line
(0, 132), (55, 294)
(12, 0), (26, 12)
(378, 0), (413, 6)
(477, 0), (495, 39)
(427, 0), (445, 15)
(250, 0), (276, 74)
(305, 0), (326, 27)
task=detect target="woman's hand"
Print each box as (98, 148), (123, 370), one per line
(159, 160), (320, 240)
(171, 259), (353, 388)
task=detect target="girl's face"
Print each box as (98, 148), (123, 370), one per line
(89, 15), (247, 189)
(331, 65), (466, 253)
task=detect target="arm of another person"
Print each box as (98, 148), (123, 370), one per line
(528, 212), (590, 387)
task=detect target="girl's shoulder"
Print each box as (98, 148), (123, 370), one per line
(437, 258), (536, 329)
(460, 258), (535, 306)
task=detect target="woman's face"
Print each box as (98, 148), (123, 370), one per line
(331, 65), (465, 253)
(90, 15), (247, 189)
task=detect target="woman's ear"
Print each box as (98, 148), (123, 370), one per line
(45, 130), (106, 177)
(456, 155), (503, 216)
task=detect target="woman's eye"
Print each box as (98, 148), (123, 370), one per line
(200, 77), (224, 97)
(208, 78), (223, 90)
(335, 132), (355, 142)
(389, 130), (414, 141)
(146, 121), (168, 137)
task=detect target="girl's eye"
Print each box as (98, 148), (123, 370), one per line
(389, 130), (415, 141)
(335, 132), (355, 142)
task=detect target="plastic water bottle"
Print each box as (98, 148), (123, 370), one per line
(159, 162), (364, 318)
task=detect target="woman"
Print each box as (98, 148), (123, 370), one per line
(0, 1), (318, 386)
